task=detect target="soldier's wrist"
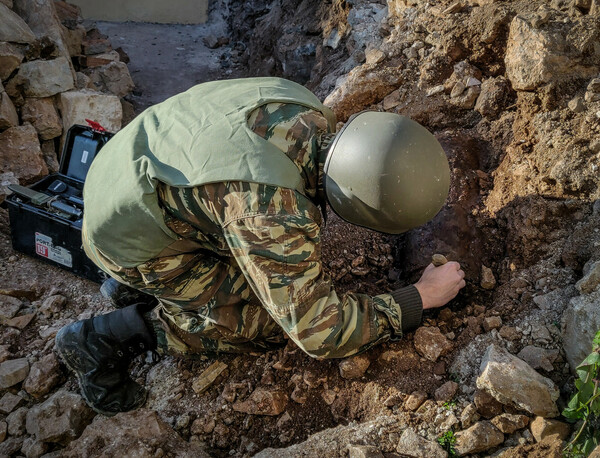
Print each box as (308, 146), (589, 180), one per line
(391, 285), (423, 332)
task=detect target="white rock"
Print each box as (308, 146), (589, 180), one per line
(59, 90), (122, 135)
(466, 77), (481, 87)
(476, 344), (559, 417)
(505, 14), (597, 90)
(396, 428), (447, 458)
(426, 85), (445, 97)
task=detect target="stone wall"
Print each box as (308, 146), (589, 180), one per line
(0, 0), (134, 202)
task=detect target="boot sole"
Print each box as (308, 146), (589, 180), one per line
(55, 327), (147, 417)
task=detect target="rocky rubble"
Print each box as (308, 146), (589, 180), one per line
(1, 0), (600, 455)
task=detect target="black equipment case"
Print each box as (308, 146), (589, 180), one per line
(4, 124), (113, 283)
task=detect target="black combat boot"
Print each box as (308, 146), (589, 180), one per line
(100, 277), (157, 309)
(55, 304), (157, 416)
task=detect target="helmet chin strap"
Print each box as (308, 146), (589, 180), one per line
(317, 132), (337, 227)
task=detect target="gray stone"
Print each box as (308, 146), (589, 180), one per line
(61, 409), (211, 457)
(562, 289), (600, 371)
(85, 61), (134, 97)
(0, 420), (5, 442)
(0, 391), (22, 414)
(348, 444), (383, 458)
(396, 427), (447, 457)
(568, 96), (586, 113)
(587, 91), (600, 103)
(434, 381), (458, 402)
(17, 57), (74, 97)
(23, 353), (61, 398)
(59, 90), (122, 135)
(0, 437), (24, 456)
(0, 42), (23, 81)
(414, 326), (453, 362)
(21, 436), (49, 458)
(0, 3), (35, 43)
(21, 98), (62, 140)
(576, 261), (600, 293)
(25, 391), (94, 445)
(455, 421), (504, 456)
(517, 346), (559, 371)
(475, 77), (509, 118)
(0, 358), (29, 389)
(0, 124), (48, 183)
(339, 354), (370, 379)
(0, 294), (22, 320)
(7, 406), (27, 436)
(0, 91), (18, 129)
(476, 345), (559, 417)
(0, 344), (11, 363)
(38, 295), (67, 318)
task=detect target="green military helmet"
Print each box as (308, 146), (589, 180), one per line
(323, 111), (450, 234)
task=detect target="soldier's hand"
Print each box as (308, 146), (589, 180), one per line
(414, 261), (466, 309)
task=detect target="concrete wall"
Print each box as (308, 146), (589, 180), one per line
(67, 0), (208, 24)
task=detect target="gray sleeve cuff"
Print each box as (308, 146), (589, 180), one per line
(390, 285), (423, 332)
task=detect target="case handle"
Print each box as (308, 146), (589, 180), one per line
(85, 119), (107, 133)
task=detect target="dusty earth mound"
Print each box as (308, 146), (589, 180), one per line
(1, 0), (600, 456)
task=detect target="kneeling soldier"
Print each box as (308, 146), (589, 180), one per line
(56, 77), (466, 415)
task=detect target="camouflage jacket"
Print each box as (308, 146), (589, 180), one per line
(90, 102), (423, 359)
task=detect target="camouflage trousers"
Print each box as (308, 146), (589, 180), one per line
(85, 241), (286, 357)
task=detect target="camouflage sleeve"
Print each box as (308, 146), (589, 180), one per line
(222, 186), (421, 359)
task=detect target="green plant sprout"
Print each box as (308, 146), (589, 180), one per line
(562, 330), (600, 456)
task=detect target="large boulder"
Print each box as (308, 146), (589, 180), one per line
(562, 289), (600, 371)
(505, 13), (599, 91)
(0, 3), (35, 44)
(476, 344), (559, 417)
(17, 57), (74, 97)
(62, 409), (211, 457)
(21, 97), (62, 140)
(324, 63), (402, 121)
(25, 391), (94, 445)
(0, 124), (48, 183)
(0, 42), (24, 81)
(59, 89), (122, 135)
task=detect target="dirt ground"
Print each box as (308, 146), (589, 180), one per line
(97, 8), (237, 111)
